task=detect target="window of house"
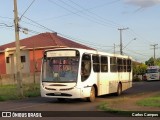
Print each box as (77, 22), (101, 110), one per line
(21, 56), (26, 63)
(92, 55), (100, 72)
(110, 57), (117, 72)
(101, 56), (108, 72)
(6, 57), (10, 63)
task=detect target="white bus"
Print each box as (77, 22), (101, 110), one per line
(146, 66), (160, 81)
(40, 48), (132, 102)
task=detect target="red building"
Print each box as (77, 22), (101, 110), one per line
(0, 32), (94, 74)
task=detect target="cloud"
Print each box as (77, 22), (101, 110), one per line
(124, 0), (160, 8)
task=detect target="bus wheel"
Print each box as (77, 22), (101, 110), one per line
(87, 86), (95, 102)
(116, 83), (122, 96)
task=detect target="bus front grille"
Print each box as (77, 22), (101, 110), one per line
(46, 93), (72, 97)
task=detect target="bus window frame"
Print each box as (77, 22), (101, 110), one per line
(101, 56), (108, 72)
(92, 54), (100, 73)
(81, 53), (91, 82)
(110, 57), (117, 72)
(127, 59), (132, 72)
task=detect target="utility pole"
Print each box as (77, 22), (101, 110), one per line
(118, 27), (129, 55)
(33, 39), (36, 84)
(14, 0), (23, 97)
(151, 44), (158, 65)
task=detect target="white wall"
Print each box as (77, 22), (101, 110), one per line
(5, 50), (30, 74)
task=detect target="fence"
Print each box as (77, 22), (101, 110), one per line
(0, 72), (40, 85)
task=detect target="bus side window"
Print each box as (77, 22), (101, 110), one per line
(81, 54), (91, 82)
(110, 57), (117, 72)
(127, 59), (132, 72)
(117, 58), (123, 72)
(123, 59), (127, 72)
(92, 55), (100, 72)
(101, 56), (108, 72)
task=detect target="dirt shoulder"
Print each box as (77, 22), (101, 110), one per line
(102, 91), (160, 111)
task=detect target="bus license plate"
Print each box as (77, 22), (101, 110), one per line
(54, 92), (61, 95)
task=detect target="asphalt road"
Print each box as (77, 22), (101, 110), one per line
(0, 81), (160, 119)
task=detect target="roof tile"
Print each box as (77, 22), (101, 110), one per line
(0, 32), (94, 51)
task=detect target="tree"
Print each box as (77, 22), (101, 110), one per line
(145, 57), (154, 66)
(133, 61), (147, 75)
(145, 57), (160, 66)
(155, 58), (160, 66)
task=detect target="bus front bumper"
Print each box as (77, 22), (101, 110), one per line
(41, 86), (82, 99)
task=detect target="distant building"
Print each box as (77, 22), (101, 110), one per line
(0, 32), (94, 74)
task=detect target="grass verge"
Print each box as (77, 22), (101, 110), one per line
(98, 102), (119, 112)
(98, 102), (132, 116)
(136, 93), (160, 107)
(0, 84), (40, 101)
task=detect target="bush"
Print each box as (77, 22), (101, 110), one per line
(133, 76), (141, 82)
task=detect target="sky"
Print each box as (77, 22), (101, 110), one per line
(0, 0), (160, 63)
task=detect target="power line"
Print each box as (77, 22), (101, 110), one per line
(47, 0), (120, 29)
(58, 33), (113, 49)
(18, 14), (125, 54)
(59, 0), (121, 28)
(0, 16), (13, 20)
(129, 28), (153, 45)
(37, 0), (120, 22)
(19, 0), (36, 21)
(2, 16), (150, 62)
(18, 15), (114, 51)
(0, 1), (126, 52)
(124, 48), (148, 57)
(11, 0), (156, 60)
(0, 23), (13, 27)
(22, 15), (56, 33)
(68, 0), (122, 28)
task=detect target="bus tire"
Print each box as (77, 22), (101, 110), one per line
(87, 86), (95, 102)
(116, 83), (122, 96)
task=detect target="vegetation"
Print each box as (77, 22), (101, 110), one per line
(137, 93), (160, 107)
(98, 102), (132, 116)
(145, 57), (160, 66)
(133, 57), (160, 77)
(0, 84), (40, 101)
(133, 62), (147, 76)
(98, 102), (120, 112)
(132, 76), (142, 82)
(132, 61), (147, 81)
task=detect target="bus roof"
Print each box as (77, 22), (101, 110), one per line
(44, 47), (132, 59)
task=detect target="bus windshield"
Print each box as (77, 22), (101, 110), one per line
(42, 55), (79, 83)
(147, 69), (159, 73)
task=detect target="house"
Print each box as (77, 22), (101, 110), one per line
(0, 32), (94, 74)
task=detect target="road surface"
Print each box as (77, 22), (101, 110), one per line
(0, 81), (160, 119)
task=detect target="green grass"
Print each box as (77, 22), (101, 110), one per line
(137, 94), (160, 107)
(0, 84), (40, 101)
(98, 102), (122, 112)
(98, 102), (132, 116)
